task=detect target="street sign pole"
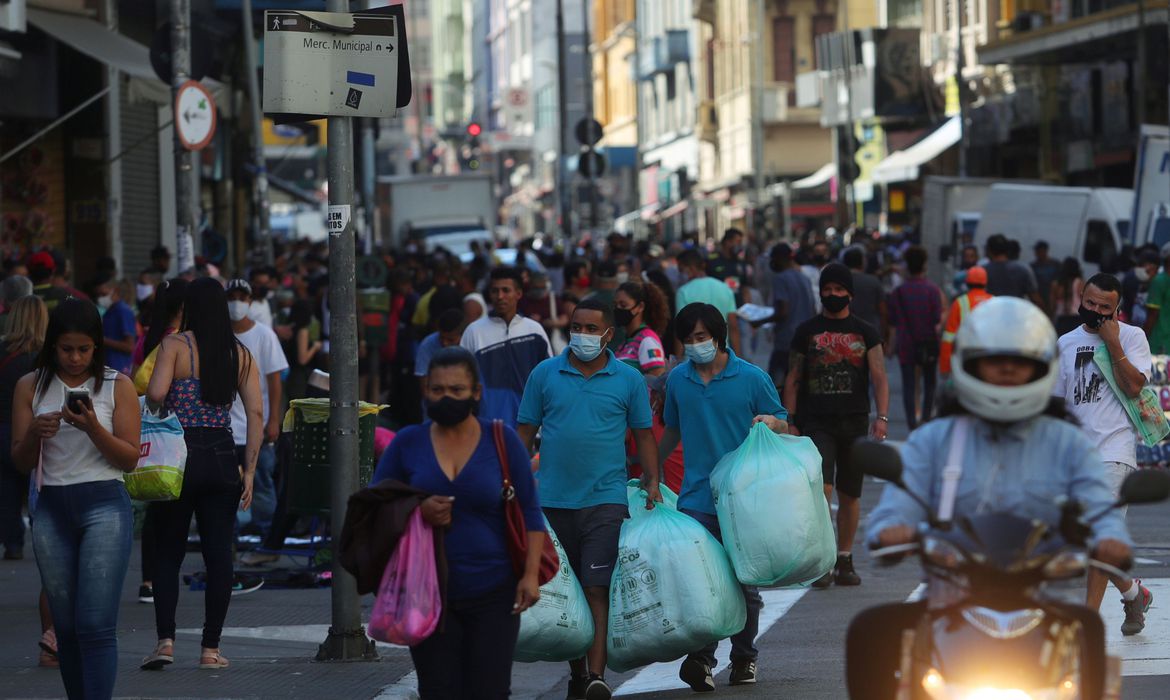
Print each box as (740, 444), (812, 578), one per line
(317, 0), (376, 663)
(170, 0), (195, 272)
(241, 0), (273, 266)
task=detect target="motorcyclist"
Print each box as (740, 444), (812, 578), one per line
(847, 297), (1133, 700)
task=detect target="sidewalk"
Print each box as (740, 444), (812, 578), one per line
(0, 548), (412, 700)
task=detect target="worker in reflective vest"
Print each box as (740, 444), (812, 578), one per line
(939, 266), (994, 375)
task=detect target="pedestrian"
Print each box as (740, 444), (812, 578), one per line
(28, 251), (69, 312)
(0, 274), (32, 335)
(843, 247), (887, 349)
(706, 228), (747, 302)
(983, 233), (1042, 304)
(1122, 248), (1158, 325)
(674, 249), (740, 355)
(888, 246), (944, 430)
(1031, 240), (1061, 311)
(613, 280), (670, 376)
(371, 346), (545, 700)
(1142, 245), (1170, 352)
(414, 308), (467, 395)
(459, 267), (551, 427)
(758, 243), (816, 389)
(246, 266), (276, 328)
(12, 298), (142, 699)
(856, 298), (1131, 700)
(142, 277), (263, 671)
(519, 272), (571, 353)
(0, 295), (47, 560)
(516, 298), (660, 700)
(148, 246), (172, 276)
(226, 279), (289, 540)
(939, 266), (993, 375)
(92, 273), (138, 376)
(950, 244), (980, 296)
(1052, 273), (1154, 634)
(1050, 257), (1084, 335)
(656, 302), (789, 691)
(784, 263), (889, 588)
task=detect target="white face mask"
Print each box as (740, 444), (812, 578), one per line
(227, 300), (250, 322)
(136, 284), (155, 302)
(1136, 267), (1152, 283)
(96, 294), (114, 310)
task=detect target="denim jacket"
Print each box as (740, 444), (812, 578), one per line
(868, 414), (1132, 549)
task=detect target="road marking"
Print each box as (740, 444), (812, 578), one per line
(1101, 577), (1170, 676)
(1135, 557), (1162, 566)
(612, 588), (807, 696)
(176, 623), (405, 650)
(376, 671), (419, 699)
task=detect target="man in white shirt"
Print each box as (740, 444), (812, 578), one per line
(247, 267), (276, 327)
(1052, 273), (1154, 635)
(226, 279), (289, 537)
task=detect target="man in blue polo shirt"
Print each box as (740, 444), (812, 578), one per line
(658, 302), (789, 692)
(517, 298), (660, 700)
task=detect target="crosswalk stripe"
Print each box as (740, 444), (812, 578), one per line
(612, 588), (807, 696)
(178, 623), (407, 651)
(375, 671), (419, 699)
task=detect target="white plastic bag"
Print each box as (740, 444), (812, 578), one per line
(606, 482), (746, 673)
(514, 517), (594, 662)
(710, 423), (835, 587)
(125, 402), (187, 501)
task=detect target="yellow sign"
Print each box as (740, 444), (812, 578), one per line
(263, 118), (328, 146)
(889, 188), (906, 213)
(945, 75), (960, 118)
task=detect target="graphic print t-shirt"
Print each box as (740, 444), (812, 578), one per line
(791, 315), (881, 419)
(1054, 324), (1152, 467)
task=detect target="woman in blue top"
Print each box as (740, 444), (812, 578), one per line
(373, 346), (545, 700)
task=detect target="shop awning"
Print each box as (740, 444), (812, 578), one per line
(792, 163), (836, 190)
(978, 5), (1168, 66)
(871, 116), (961, 184)
(27, 8), (230, 113)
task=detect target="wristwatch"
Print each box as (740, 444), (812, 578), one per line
(876, 415), (889, 423)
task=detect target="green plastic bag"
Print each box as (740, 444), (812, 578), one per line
(514, 517), (594, 662)
(1094, 345), (1170, 447)
(125, 408), (186, 502)
(710, 423), (835, 587)
(606, 482), (746, 673)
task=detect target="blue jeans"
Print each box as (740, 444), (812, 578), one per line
(235, 443), (276, 535)
(32, 480), (132, 700)
(680, 508), (763, 667)
(0, 423), (29, 554)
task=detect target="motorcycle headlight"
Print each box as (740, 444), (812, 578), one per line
(1041, 551), (1087, 580)
(921, 671), (1077, 700)
(922, 536), (967, 570)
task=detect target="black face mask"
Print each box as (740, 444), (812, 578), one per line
(1078, 304), (1112, 330)
(613, 307), (635, 328)
(821, 293), (850, 313)
(427, 396), (477, 426)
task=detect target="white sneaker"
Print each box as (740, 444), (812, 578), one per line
(239, 550), (280, 566)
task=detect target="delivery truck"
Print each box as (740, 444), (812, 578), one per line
(378, 174), (496, 257)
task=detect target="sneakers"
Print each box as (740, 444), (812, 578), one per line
(231, 574), (264, 596)
(811, 571), (834, 589)
(566, 674), (589, 700)
(138, 584), (154, 604)
(584, 674), (612, 700)
(1121, 581), (1153, 636)
(678, 657), (715, 692)
(239, 550), (280, 566)
(729, 659), (758, 685)
(833, 553), (862, 587)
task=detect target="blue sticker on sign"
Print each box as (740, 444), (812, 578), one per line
(347, 71), (376, 87)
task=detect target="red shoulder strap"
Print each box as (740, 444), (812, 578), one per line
(492, 419), (512, 489)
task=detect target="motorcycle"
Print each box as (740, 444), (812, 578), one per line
(848, 440), (1170, 700)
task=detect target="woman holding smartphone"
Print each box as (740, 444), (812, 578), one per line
(11, 298), (142, 699)
(142, 278), (262, 671)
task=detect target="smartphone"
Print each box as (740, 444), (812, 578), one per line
(65, 387), (92, 413)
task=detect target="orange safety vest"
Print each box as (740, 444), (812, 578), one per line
(939, 288), (993, 374)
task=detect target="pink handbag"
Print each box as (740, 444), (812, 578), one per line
(367, 508), (442, 646)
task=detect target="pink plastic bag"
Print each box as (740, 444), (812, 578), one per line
(367, 509), (442, 646)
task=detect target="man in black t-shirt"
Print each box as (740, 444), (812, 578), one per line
(784, 263), (890, 589)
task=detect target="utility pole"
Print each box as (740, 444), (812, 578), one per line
(1136, 0), (1148, 128)
(581, 0), (598, 232)
(556, 0), (572, 239)
(955, 0), (968, 177)
(751, 0), (766, 218)
(241, 0), (273, 265)
(171, 0), (195, 272)
(316, 0), (375, 663)
(102, 0), (123, 275)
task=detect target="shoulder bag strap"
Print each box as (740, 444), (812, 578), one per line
(492, 419), (515, 501)
(937, 417), (969, 524)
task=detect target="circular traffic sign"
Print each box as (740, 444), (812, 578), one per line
(357, 255), (389, 288)
(578, 149), (607, 178)
(174, 81), (217, 151)
(575, 118), (604, 147)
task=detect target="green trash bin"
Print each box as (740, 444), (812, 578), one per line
(286, 398), (382, 516)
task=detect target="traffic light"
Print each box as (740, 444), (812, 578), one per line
(465, 122), (483, 170)
(466, 122), (482, 138)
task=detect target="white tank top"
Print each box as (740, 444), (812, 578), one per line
(34, 369), (123, 486)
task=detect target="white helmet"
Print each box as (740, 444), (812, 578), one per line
(951, 297), (1057, 422)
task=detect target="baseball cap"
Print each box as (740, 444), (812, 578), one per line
(966, 266), (988, 286)
(28, 251), (56, 272)
(226, 279), (252, 295)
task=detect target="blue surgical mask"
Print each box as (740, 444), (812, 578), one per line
(684, 339), (718, 364)
(569, 331), (609, 362)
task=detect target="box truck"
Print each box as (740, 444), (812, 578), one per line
(378, 174), (496, 257)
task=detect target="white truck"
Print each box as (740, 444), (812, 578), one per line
(974, 184), (1133, 275)
(1132, 125), (1170, 248)
(920, 176), (1002, 291)
(378, 174), (496, 256)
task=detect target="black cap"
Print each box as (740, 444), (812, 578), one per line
(771, 242), (793, 259)
(818, 262), (854, 295)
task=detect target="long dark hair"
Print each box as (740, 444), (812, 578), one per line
(35, 298), (107, 400)
(144, 278), (189, 358)
(182, 277), (245, 405)
(618, 280), (670, 339)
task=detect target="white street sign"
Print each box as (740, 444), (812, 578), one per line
(174, 81), (217, 150)
(503, 87), (531, 131)
(263, 10), (399, 119)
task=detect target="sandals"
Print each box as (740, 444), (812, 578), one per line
(199, 649), (230, 670)
(38, 629), (57, 657)
(141, 639), (174, 670)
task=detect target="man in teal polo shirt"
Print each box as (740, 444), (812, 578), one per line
(658, 302), (789, 692)
(517, 297), (660, 700)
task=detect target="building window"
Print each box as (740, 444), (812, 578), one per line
(772, 17), (795, 84)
